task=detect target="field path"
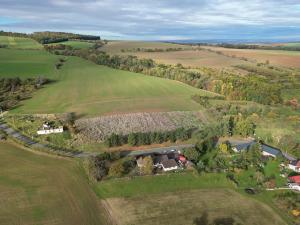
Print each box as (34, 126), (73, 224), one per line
(0, 120), (193, 158)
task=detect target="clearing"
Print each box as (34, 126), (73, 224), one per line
(0, 141), (109, 225)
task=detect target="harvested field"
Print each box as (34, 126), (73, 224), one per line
(203, 46), (300, 68)
(104, 189), (286, 225)
(132, 49), (246, 68)
(75, 111), (207, 142)
(101, 41), (190, 54)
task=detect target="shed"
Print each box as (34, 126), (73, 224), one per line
(261, 144), (282, 158)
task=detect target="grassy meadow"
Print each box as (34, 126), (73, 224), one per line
(46, 40), (94, 49)
(0, 47), (212, 116)
(0, 48), (58, 77)
(0, 141), (109, 225)
(104, 189), (287, 225)
(94, 172), (234, 198)
(0, 36), (42, 49)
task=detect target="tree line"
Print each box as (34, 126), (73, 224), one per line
(0, 30), (100, 44)
(105, 128), (194, 147)
(0, 77), (49, 110)
(216, 43), (300, 51)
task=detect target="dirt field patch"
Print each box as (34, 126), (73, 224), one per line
(129, 49), (246, 68)
(75, 111), (208, 142)
(203, 46), (300, 68)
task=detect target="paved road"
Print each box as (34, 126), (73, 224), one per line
(0, 122), (79, 157)
(0, 120), (194, 158)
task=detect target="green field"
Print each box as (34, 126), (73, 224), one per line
(0, 48), (57, 77)
(95, 172), (234, 198)
(104, 189), (286, 225)
(47, 40), (94, 49)
(0, 142), (109, 225)
(0, 36), (42, 49)
(0, 48), (211, 116)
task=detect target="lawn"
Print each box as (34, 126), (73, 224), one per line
(0, 141), (109, 225)
(103, 188), (286, 225)
(94, 172), (234, 198)
(0, 48), (211, 116)
(0, 36), (42, 49)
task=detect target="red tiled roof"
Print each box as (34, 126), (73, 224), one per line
(289, 175), (300, 184)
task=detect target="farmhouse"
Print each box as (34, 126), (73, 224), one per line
(288, 175), (300, 191)
(37, 122), (63, 135)
(288, 160), (300, 172)
(153, 154), (179, 171)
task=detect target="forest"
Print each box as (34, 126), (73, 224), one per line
(0, 30), (100, 44)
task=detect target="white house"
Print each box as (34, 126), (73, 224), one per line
(37, 126), (64, 135)
(161, 159), (178, 171)
(153, 154), (178, 172)
(289, 183), (300, 191)
(288, 160), (300, 172)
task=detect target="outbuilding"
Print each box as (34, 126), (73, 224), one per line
(288, 160), (300, 172)
(261, 144), (282, 158)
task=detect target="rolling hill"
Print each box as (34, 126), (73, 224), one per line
(0, 44), (213, 116)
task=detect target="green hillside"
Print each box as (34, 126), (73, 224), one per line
(46, 40), (94, 49)
(0, 142), (108, 225)
(0, 48), (211, 116)
(0, 36), (42, 49)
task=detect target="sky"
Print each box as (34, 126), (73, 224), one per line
(0, 0), (300, 41)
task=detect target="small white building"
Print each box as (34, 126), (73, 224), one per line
(37, 126), (64, 135)
(289, 183), (300, 191)
(288, 160), (300, 172)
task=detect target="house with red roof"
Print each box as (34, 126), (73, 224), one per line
(289, 175), (300, 184)
(288, 175), (300, 191)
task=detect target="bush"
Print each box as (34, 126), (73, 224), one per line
(109, 161), (125, 177)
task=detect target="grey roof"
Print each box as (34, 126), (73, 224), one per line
(153, 155), (168, 164)
(261, 144), (281, 156)
(233, 141), (256, 152)
(290, 160), (299, 166)
(282, 152), (297, 161)
(162, 159), (178, 168)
